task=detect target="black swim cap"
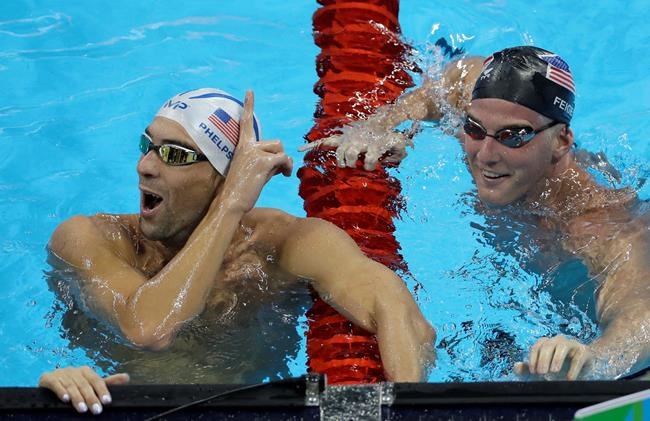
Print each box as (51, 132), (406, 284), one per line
(472, 46), (575, 125)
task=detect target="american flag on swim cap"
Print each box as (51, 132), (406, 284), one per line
(208, 108), (240, 146)
(539, 54), (576, 94)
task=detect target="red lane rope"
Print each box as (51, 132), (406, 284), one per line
(299, 0), (415, 384)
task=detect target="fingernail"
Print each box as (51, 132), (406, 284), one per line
(78, 402), (88, 413)
(91, 403), (103, 414)
(62, 394), (70, 403)
(101, 394), (112, 404)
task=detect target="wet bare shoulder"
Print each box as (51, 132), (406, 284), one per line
(49, 213), (138, 268)
(564, 195), (650, 302)
(240, 208), (298, 248)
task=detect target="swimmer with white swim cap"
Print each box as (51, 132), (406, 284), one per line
(152, 88), (262, 175)
(41, 88), (435, 413)
(311, 45), (650, 381)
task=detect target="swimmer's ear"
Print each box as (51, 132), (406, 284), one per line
(551, 124), (574, 162)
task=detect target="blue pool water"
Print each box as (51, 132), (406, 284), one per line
(1, 1), (650, 386)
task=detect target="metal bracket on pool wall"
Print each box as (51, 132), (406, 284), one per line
(305, 373), (396, 420)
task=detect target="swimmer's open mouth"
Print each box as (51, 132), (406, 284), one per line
(142, 191), (163, 211)
(482, 169), (509, 179)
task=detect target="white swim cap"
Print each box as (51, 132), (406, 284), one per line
(155, 88), (261, 175)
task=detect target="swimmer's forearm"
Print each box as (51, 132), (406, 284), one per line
(120, 201), (244, 349)
(323, 261), (435, 381)
(320, 270), (434, 381)
(352, 57), (483, 134)
(370, 80), (440, 130)
(590, 308), (650, 378)
(374, 293), (436, 382)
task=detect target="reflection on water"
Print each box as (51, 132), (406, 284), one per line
(45, 262), (312, 384)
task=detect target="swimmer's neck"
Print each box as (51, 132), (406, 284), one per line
(134, 219), (194, 264)
(138, 215), (248, 266)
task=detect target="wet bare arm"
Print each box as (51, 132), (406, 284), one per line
(278, 217), (436, 382)
(48, 92), (292, 350)
(517, 216), (650, 379)
(300, 56), (485, 169)
(587, 226), (650, 377)
(49, 203), (244, 351)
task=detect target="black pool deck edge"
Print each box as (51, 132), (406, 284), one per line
(1, 380), (648, 420)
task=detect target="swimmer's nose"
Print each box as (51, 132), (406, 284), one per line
(476, 136), (502, 165)
(136, 149), (161, 178)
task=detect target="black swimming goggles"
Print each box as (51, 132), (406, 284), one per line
(139, 132), (209, 166)
(463, 115), (560, 148)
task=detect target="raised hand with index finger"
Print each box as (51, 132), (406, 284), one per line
(219, 90), (293, 214)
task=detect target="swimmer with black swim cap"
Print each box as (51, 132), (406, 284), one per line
(316, 45), (650, 381)
(465, 48), (650, 382)
(461, 46), (577, 206)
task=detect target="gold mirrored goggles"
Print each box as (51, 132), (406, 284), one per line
(139, 133), (208, 166)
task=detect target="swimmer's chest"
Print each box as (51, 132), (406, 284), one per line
(205, 237), (299, 312)
(131, 219), (300, 312)
(480, 212), (569, 269)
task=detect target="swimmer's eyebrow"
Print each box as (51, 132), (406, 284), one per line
(144, 128), (196, 149)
